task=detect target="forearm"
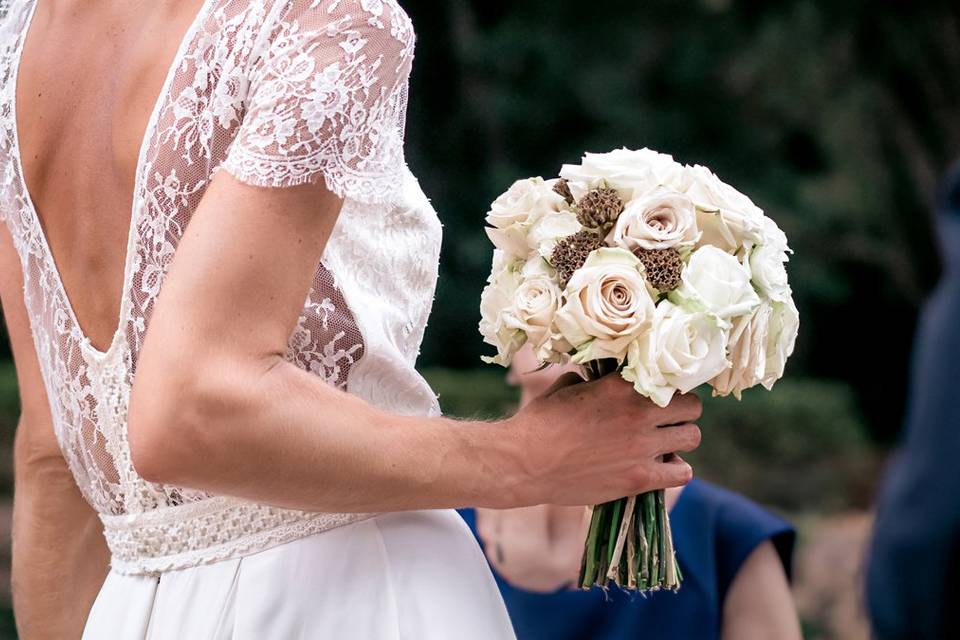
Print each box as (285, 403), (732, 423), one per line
(132, 354), (526, 513)
(129, 172), (701, 517)
(12, 428), (109, 639)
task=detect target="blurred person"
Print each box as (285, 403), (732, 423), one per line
(867, 161), (960, 639)
(0, 1), (703, 637)
(461, 344), (801, 640)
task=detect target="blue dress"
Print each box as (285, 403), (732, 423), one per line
(459, 480), (795, 640)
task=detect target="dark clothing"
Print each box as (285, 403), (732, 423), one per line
(459, 479), (794, 640)
(867, 165), (960, 640)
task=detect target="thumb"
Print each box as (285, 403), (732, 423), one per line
(543, 371), (586, 396)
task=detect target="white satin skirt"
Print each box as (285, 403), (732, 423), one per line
(82, 509), (516, 639)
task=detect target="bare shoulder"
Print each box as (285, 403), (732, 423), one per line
(721, 540), (802, 640)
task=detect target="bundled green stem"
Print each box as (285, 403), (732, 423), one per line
(578, 360), (681, 594)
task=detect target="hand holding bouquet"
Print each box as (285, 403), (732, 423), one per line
(479, 148), (799, 592)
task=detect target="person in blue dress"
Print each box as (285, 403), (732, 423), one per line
(866, 160), (960, 639)
(461, 345), (801, 640)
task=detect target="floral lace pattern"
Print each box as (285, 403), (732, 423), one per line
(0, 0), (442, 575)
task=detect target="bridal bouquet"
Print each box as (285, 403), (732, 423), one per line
(479, 148), (799, 593)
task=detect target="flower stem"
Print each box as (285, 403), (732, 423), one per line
(575, 359), (681, 593)
(580, 503), (604, 589)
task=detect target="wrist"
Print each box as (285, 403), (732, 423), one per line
(464, 414), (536, 510)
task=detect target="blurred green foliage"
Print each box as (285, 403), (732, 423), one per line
(423, 367), (874, 512)
(0, 364), (17, 428)
(403, 0), (960, 442)
(423, 367), (519, 421)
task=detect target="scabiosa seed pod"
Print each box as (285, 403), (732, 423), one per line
(635, 247), (684, 292)
(577, 187), (624, 229)
(550, 229), (605, 288)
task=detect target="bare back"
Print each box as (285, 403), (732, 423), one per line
(17, 0), (206, 352)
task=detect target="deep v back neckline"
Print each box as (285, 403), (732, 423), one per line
(9, 0), (214, 360)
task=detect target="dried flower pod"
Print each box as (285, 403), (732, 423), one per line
(635, 248), (684, 292)
(551, 229), (605, 288)
(553, 178), (575, 205)
(577, 187), (623, 229)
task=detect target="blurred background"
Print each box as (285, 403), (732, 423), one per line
(0, 0), (957, 638)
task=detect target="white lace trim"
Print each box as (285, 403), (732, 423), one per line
(102, 497), (376, 576)
(218, 145), (407, 203)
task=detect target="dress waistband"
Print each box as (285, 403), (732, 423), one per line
(100, 495), (375, 576)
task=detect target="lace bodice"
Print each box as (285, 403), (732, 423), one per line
(0, 0), (442, 575)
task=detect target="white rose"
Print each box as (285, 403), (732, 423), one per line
(485, 178), (568, 259)
(760, 216), (790, 252)
(486, 177), (549, 228)
(509, 259), (563, 352)
(607, 189), (700, 252)
(749, 241), (791, 303)
(479, 250), (526, 366)
(622, 302), (730, 407)
(684, 165), (765, 252)
(528, 209), (583, 259)
(560, 148), (686, 200)
(554, 248), (656, 362)
(672, 245), (761, 323)
(761, 297), (799, 389)
(710, 304), (771, 399)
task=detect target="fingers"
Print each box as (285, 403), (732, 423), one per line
(656, 455), (694, 488)
(664, 392), (702, 424)
(595, 377), (702, 426)
(654, 423), (701, 455)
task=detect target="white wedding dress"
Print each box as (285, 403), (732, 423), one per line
(0, 0), (515, 637)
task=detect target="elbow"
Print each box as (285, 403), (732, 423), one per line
(128, 419), (173, 485)
(128, 358), (240, 486)
(127, 370), (197, 485)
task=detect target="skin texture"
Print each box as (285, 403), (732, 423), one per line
(477, 345), (801, 640)
(7, 0), (701, 635)
(721, 540), (802, 640)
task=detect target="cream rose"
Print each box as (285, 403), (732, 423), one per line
(554, 248), (656, 362)
(479, 250), (526, 366)
(485, 177), (568, 259)
(710, 304), (771, 399)
(759, 216), (790, 251)
(607, 189), (700, 252)
(509, 259), (563, 352)
(750, 242), (791, 303)
(622, 302), (731, 407)
(672, 245), (760, 323)
(713, 297), (796, 396)
(684, 165), (765, 252)
(761, 297), (799, 389)
(560, 148), (686, 200)
(528, 209), (583, 259)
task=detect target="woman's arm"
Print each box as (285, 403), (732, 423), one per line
(721, 540), (802, 640)
(0, 226), (110, 639)
(129, 172), (703, 513)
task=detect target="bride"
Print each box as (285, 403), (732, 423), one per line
(0, 0), (702, 637)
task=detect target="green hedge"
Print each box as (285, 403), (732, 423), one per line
(422, 367), (875, 512)
(0, 362), (17, 428)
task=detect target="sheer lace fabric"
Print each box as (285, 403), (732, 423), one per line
(0, 0), (442, 575)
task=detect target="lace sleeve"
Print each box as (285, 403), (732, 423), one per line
(221, 0), (415, 203)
